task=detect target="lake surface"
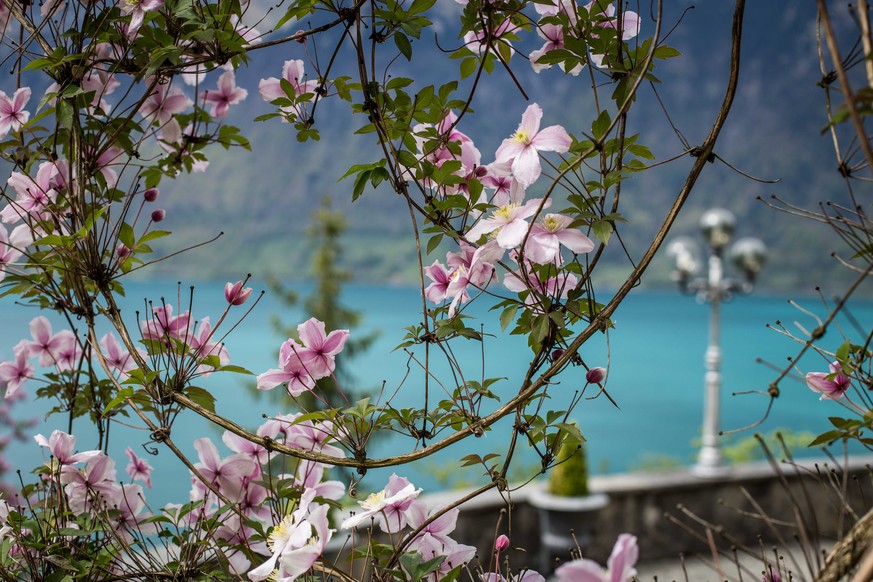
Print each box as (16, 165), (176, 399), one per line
(2, 280), (868, 507)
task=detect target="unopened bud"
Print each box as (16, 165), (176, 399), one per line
(151, 209), (166, 223)
(586, 367), (606, 384)
(495, 534), (510, 552)
(143, 187), (159, 202)
(224, 280), (253, 306)
(116, 243), (131, 259)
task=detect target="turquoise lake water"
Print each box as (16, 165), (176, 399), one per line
(1, 280), (869, 507)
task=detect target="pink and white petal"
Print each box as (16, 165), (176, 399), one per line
(556, 229), (595, 254)
(257, 368), (293, 390)
(554, 559), (608, 582)
(620, 12), (641, 40)
(282, 60), (306, 85)
(495, 219), (530, 249)
(193, 438), (220, 469)
(503, 271), (529, 293)
(30, 316), (52, 344)
(494, 138), (526, 166)
(525, 232), (560, 264)
(287, 371), (317, 396)
(529, 45), (553, 73)
(518, 103), (543, 136)
(466, 218), (501, 243)
(606, 533), (639, 582)
(258, 78), (284, 102)
(297, 318), (327, 349)
(278, 546), (321, 579)
(12, 87), (30, 111)
(531, 125), (571, 153)
(321, 329), (349, 355)
(511, 146), (543, 188)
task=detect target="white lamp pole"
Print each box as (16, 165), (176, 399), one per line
(667, 209), (767, 478)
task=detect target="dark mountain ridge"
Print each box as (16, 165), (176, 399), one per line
(148, 2), (868, 297)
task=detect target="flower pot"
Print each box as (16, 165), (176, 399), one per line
(528, 485), (609, 573)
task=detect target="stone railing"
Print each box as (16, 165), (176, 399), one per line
(417, 455), (873, 574)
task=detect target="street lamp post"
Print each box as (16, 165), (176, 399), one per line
(667, 208), (767, 478)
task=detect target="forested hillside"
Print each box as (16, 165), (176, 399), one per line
(149, 2), (858, 295)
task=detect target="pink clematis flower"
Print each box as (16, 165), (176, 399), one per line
(554, 533), (638, 582)
(139, 80), (193, 126)
(141, 304), (192, 343)
(109, 483), (157, 541)
(1, 161), (59, 224)
(0, 348), (33, 399)
(340, 477), (422, 531)
(202, 70), (248, 119)
(34, 429), (101, 465)
(259, 60), (318, 102)
(293, 318), (349, 378)
(424, 261), (453, 304)
(525, 213), (595, 264)
(99, 333), (142, 378)
(805, 361), (852, 401)
(494, 104), (571, 188)
(586, 2), (642, 68)
(190, 437), (258, 503)
(248, 500), (333, 582)
(119, 0), (164, 32)
(0, 223), (33, 281)
(439, 240), (502, 316)
(530, 20), (585, 76)
(503, 262), (579, 311)
(61, 452), (121, 513)
(0, 87), (30, 139)
(464, 17), (515, 56)
(481, 160), (526, 207)
(124, 446), (154, 488)
(466, 198), (551, 250)
(24, 316), (76, 368)
(256, 343), (318, 396)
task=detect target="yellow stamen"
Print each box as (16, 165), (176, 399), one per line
(512, 130), (531, 145)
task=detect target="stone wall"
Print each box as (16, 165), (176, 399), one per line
(419, 456), (873, 575)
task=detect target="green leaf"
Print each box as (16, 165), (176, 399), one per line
(809, 430), (842, 447)
(395, 32), (412, 60)
(460, 57), (478, 80)
(184, 387), (216, 413)
(426, 233), (443, 254)
(397, 149), (419, 168)
(591, 109), (611, 140)
(217, 364), (254, 375)
(103, 387), (135, 416)
(654, 45), (682, 59)
(399, 552), (446, 580)
(499, 305), (518, 332)
(592, 220), (614, 245)
(57, 99), (74, 129)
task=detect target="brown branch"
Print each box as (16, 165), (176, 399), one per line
(817, 0), (873, 175)
(817, 506), (873, 582)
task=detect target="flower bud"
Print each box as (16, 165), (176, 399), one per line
(294, 29), (306, 44)
(143, 187), (159, 202)
(116, 243), (131, 259)
(586, 367), (606, 384)
(495, 534), (510, 552)
(151, 209), (166, 223)
(225, 280), (253, 306)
